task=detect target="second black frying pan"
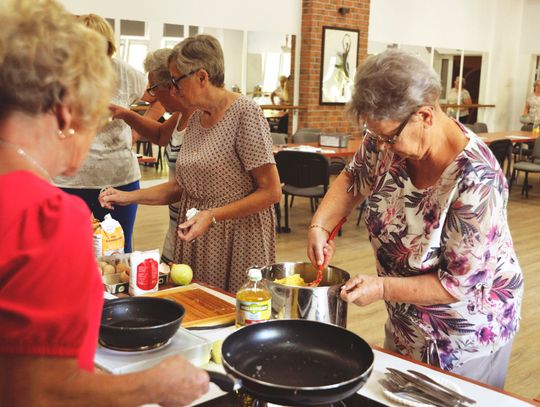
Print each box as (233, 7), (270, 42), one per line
(209, 319), (374, 406)
(100, 297), (185, 350)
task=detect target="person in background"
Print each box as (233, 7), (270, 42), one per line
(100, 34), (281, 292)
(0, 1), (209, 405)
(520, 79), (540, 129)
(307, 49), (522, 388)
(53, 13), (147, 253)
(446, 76), (473, 124)
(271, 75), (290, 105)
(109, 48), (195, 264)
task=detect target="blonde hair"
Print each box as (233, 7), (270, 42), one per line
(78, 13), (116, 57)
(0, 0), (115, 130)
(170, 34), (225, 87)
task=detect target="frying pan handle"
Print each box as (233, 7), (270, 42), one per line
(206, 370), (242, 393)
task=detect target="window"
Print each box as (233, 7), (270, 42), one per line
(119, 19), (148, 72)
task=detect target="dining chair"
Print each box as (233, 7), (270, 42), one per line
(271, 132), (288, 145)
(488, 139), (513, 180)
(275, 150), (329, 233)
(509, 137), (540, 198)
(474, 122), (488, 133)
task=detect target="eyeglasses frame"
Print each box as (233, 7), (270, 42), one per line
(363, 111), (416, 145)
(170, 68), (200, 91)
(146, 80), (171, 97)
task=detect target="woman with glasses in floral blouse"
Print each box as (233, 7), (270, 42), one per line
(307, 49), (523, 388)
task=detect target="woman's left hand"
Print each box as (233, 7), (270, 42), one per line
(340, 274), (384, 306)
(177, 210), (213, 243)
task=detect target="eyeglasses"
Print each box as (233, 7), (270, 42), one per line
(363, 112), (415, 145)
(146, 80), (170, 97)
(170, 69), (199, 90)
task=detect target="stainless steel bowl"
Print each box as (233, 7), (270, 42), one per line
(259, 262), (350, 327)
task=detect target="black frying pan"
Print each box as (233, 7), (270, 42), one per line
(100, 297), (185, 350)
(209, 319), (374, 406)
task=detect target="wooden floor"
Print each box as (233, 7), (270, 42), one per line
(134, 165), (539, 399)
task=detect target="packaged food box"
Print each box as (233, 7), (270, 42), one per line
(98, 253), (169, 294)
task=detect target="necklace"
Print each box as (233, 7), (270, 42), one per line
(0, 138), (51, 181)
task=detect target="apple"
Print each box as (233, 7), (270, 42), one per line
(170, 263), (193, 286)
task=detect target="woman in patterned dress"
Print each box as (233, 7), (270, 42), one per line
(100, 35), (281, 292)
(307, 49), (523, 388)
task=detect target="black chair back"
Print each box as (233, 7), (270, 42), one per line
(275, 150), (329, 190)
(488, 139), (512, 177)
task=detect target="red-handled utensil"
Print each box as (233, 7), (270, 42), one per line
(309, 217), (347, 287)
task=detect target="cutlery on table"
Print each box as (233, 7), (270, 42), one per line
(387, 368), (472, 406)
(379, 378), (453, 407)
(407, 369), (476, 405)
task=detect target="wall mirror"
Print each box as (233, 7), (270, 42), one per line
(246, 31), (293, 105)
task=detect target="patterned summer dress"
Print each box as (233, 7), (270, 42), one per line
(347, 124), (523, 371)
(174, 96), (276, 292)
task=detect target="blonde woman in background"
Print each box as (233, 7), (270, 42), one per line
(54, 13), (147, 253)
(0, 1), (208, 405)
(109, 48), (195, 264)
(520, 79), (540, 128)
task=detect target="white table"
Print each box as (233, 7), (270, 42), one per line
(188, 288), (533, 407)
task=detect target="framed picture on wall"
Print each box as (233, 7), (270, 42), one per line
(319, 26), (359, 105)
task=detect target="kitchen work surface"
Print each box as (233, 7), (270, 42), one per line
(188, 288), (534, 407)
(107, 285), (533, 407)
(143, 283), (236, 328)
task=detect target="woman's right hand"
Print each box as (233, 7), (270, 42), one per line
(109, 103), (130, 120)
(307, 227), (335, 270)
(150, 356), (209, 406)
(98, 187), (131, 210)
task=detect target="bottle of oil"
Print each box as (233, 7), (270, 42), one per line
(235, 268), (271, 327)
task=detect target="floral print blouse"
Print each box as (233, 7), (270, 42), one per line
(347, 127), (523, 370)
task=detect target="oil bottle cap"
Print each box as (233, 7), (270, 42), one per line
(247, 268), (262, 281)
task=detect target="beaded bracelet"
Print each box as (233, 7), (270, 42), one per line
(308, 224), (331, 235)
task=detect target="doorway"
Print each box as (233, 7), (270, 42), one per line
(452, 55), (482, 123)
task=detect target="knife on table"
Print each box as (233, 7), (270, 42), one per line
(387, 368), (471, 406)
(407, 369), (476, 404)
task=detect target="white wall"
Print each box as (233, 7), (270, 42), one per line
(369, 0), (540, 131)
(59, 0), (301, 36)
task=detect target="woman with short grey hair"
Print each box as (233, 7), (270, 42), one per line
(307, 49), (522, 388)
(101, 34), (281, 292)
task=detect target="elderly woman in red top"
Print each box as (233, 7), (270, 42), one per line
(0, 0), (208, 405)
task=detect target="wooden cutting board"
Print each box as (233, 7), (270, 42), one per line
(144, 285), (236, 328)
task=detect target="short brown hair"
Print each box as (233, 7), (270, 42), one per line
(170, 34), (225, 87)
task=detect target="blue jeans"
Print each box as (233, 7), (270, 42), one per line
(61, 180), (139, 253)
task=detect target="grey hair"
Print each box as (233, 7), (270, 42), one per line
(348, 49), (441, 122)
(170, 34), (224, 87)
(143, 48), (172, 83)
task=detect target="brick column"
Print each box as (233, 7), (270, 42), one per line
(299, 0), (370, 136)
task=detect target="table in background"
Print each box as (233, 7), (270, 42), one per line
(273, 139), (361, 158)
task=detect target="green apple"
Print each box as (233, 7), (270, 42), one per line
(170, 263), (193, 286)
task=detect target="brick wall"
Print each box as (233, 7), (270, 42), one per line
(298, 0), (370, 136)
